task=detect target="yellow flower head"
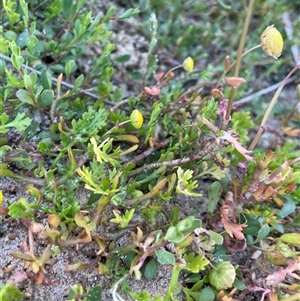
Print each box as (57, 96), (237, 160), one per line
(130, 109), (144, 129)
(182, 57), (194, 72)
(260, 25), (283, 59)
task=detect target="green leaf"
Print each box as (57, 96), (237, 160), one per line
(145, 102), (162, 143)
(114, 54), (131, 63)
(16, 89), (35, 105)
(165, 216), (201, 244)
(184, 253), (210, 273)
(176, 167), (202, 197)
(276, 233), (300, 246)
(88, 137), (120, 167)
(0, 163), (19, 178)
(8, 197), (34, 219)
(11, 113), (32, 131)
(118, 8), (140, 20)
(86, 286), (102, 301)
(86, 193), (102, 206)
(129, 291), (150, 301)
(208, 230), (224, 245)
(124, 252), (136, 268)
(202, 99), (218, 120)
(102, 7), (116, 23)
(156, 249), (175, 265)
(3, 0), (20, 26)
(216, 0), (232, 9)
(233, 278), (246, 290)
(9, 40), (21, 56)
(278, 196), (296, 218)
(208, 181), (222, 213)
(65, 59), (76, 77)
(209, 261), (236, 290)
(144, 259), (157, 279)
(0, 59), (6, 74)
(243, 218), (261, 235)
(23, 73), (33, 89)
(73, 74), (84, 90)
(111, 191), (127, 205)
(0, 113), (9, 126)
(40, 69), (52, 89)
(68, 284), (83, 300)
(74, 19), (85, 39)
(11, 54), (24, 70)
(0, 283), (25, 301)
(0, 112), (32, 133)
(74, 212), (88, 228)
(231, 112), (254, 143)
(165, 226), (183, 244)
(62, 0), (73, 18)
(37, 89), (54, 108)
(5, 68), (24, 88)
(50, 64), (65, 74)
(176, 216), (202, 234)
(270, 222), (284, 234)
(100, 66), (114, 82)
(190, 279), (204, 291)
(251, 224), (270, 244)
(19, 0), (29, 24)
(71, 107), (107, 140)
(16, 31), (30, 49)
(199, 287), (215, 301)
(26, 35), (38, 56)
(0, 145), (11, 158)
(77, 166), (117, 195)
(110, 209), (134, 228)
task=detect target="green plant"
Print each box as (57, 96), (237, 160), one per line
(0, 282), (25, 301)
(1, 0), (300, 300)
(67, 284), (103, 301)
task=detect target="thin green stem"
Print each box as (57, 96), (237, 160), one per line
(102, 120), (130, 138)
(221, 0), (255, 130)
(162, 65), (182, 82)
(248, 64), (300, 151)
(165, 265), (182, 301)
(216, 44), (261, 88)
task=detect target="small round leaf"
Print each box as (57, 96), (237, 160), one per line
(38, 89), (54, 108)
(144, 259), (157, 279)
(86, 286), (102, 301)
(199, 286), (215, 301)
(209, 261), (236, 290)
(156, 249), (175, 265)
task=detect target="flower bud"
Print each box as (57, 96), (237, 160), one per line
(130, 109), (144, 129)
(260, 25), (283, 59)
(182, 57), (194, 72)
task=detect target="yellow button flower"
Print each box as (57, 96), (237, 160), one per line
(260, 25), (283, 59)
(130, 109), (144, 129)
(182, 57), (194, 72)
